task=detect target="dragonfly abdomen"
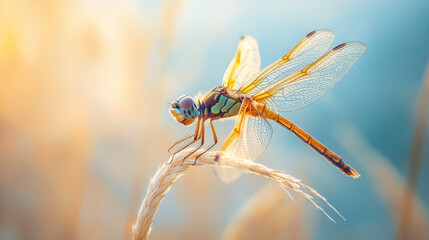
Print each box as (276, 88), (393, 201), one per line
(259, 104), (360, 178)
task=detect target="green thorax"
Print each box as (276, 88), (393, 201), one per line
(200, 86), (243, 119)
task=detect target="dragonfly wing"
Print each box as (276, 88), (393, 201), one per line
(240, 30), (335, 95)
(253, 42), (367, 112)
(216, 100), (273, 182)
(222, 35), (261, 90)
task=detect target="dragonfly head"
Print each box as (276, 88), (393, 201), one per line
(170, 95), (199, 126)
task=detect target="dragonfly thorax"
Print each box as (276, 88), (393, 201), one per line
(200, 87), (243, 119)
(170, 95), (200, 126)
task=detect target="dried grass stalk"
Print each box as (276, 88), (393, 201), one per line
(398, 62), (429, 240)
(132, 148), (343, 240)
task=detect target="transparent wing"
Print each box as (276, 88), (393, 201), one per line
(222, 35), (261, 90)
(239, 30), (335, 95)
(216, 100), (273, 182)
(253, 42), (367, 112)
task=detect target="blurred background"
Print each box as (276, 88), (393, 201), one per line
(0, 0), (428, 239)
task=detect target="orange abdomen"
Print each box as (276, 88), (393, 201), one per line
(255, 102), (360, 178)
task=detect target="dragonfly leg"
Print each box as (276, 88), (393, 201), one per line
(181, 120), (205, 165)
(168, 133), (193, 153)
(194, 119), (218, 164)
(167, 117), (201, 164)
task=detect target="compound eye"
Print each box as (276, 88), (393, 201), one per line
(178, 96), (194, 109)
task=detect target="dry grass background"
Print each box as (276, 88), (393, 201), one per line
(221, 181), (309, 240)
(0, 0), (428, 239)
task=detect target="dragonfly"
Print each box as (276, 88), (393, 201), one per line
(169, 30), (366, 179)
